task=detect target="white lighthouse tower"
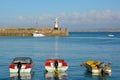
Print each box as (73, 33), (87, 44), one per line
(54, 18), (59, 30)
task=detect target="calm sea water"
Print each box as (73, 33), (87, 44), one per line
(0, 32), (120, 80)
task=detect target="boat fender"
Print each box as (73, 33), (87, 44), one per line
(17, 62), (22, 74)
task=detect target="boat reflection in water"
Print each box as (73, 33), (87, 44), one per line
(10, 72), (34, 80)
(85, 71), (111, 80)
(44, 71), (68, 80)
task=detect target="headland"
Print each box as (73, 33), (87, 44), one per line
(70, 28), (120, 32)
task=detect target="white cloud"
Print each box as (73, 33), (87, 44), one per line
(1, 10), (120, 29)
(17, 16), (25, 20)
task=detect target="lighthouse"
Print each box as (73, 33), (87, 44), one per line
(54, 18), (59, 30)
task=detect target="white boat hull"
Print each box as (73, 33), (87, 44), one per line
(33, 33), (45, 37)
(108, 34), (114, 37)
(10, 68), (32, 73)
(33, 31), (45, 37)
(45, 66), (68, 72)
(85, 64), (111, 75)
(10, 65), (32, 73)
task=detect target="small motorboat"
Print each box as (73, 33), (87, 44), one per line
(108, 34), (114, 37)
(82, 60), (111, 75)
(44, 59), (68, 72)
(33, 31), (45, 37)
(9, 57), (34, 73)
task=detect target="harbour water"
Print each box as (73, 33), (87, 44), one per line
(0, 32), (120, 80)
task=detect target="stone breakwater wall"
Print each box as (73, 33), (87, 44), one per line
(0, 28), (69, 36)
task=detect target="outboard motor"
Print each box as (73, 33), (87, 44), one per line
(99, 62), (105, 68)
(54, 60), (58, 69)
(99, 62), (105, 75)
(17, 62), (22, 74)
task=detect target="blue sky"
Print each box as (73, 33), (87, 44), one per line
(0, 0), (120, 30)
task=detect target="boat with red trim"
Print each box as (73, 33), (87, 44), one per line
(9, 57), (34, 73)
(45, 59), (68, 72)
